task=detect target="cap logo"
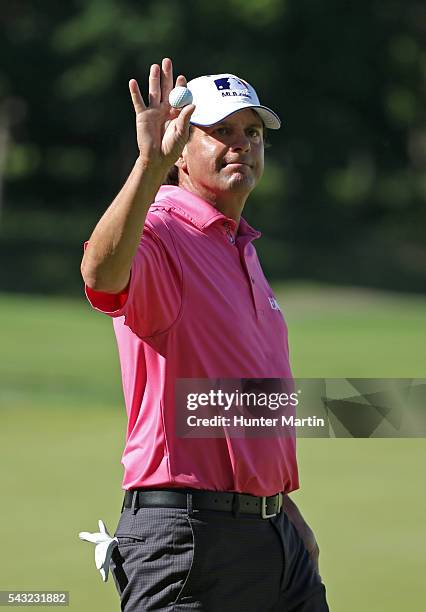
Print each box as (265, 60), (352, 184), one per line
(213, 77), (251, 99)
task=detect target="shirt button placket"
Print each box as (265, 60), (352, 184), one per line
(224, 222), (235, 245)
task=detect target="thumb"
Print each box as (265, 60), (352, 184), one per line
(175, 104), (195, 134)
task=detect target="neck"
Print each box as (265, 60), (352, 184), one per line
(179, 179), (248, 227)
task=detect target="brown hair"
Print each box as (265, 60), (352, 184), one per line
(163, 164), (179, 186)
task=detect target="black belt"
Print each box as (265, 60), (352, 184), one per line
(124, 488), (284, 519)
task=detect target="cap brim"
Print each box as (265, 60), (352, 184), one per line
(190, 103), (281, 130)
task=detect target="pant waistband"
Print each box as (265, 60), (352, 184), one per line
(123, 488), (284, 519)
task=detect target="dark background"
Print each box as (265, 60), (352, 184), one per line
(1, 0), (425, 295)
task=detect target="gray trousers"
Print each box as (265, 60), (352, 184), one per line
(111, 504), (329, 611)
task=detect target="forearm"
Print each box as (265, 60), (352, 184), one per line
(81, 158), (166, 293)
(82, 59), (194, 292)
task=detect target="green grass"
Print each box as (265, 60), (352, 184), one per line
(276, 282), (426, 377)
(1, 285), (426, 611)
(0, 294), (122, 410)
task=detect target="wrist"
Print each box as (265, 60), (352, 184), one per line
(135, 156), (169, 182)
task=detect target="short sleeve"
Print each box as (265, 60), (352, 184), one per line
(84, 220), (182, 338)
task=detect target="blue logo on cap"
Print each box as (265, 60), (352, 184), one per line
(213, 77), (251, 99)
(214, 78), (232, 90)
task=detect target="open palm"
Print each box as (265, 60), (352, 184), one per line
(129, 58), (194, 172)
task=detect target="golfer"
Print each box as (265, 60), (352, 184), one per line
(81, 58), (329, 611)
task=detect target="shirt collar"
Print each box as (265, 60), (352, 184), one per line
(152, 185), (261, 240)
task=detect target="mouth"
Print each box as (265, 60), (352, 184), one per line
(221, 161), (252, 169)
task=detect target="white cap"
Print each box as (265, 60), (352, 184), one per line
(186, 73), (281, 130)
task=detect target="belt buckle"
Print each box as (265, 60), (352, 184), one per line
(261, 492), (283, 519)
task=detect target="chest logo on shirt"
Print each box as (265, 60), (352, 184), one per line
(268, 297), (281, 311)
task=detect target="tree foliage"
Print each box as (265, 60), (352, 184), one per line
(0, 0), (425, 293)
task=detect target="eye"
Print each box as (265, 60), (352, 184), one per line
(215, 126), (230, 136)
(248, 128), (262, 139)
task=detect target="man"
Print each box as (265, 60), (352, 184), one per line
(81, 58), (329, 611)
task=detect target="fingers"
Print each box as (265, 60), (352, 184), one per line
(149, 63), (161, 106)
(169, 107), (181, 120)
(129, 79), (146, 114)
(175, 74), (187, 88)
(151, 59), (181, 106)
(161, 58), (173, 105)
(133, 61), (187, 112)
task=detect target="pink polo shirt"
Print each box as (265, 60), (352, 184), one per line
(85, 185), (299, 497)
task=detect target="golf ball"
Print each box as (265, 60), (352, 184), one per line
(169, 86), (193, 109)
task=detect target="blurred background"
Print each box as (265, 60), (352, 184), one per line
(1, 1), (425, 610)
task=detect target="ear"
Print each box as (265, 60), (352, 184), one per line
(175, 149), (188, 174)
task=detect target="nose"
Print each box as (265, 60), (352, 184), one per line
(229, 130), (251, 152)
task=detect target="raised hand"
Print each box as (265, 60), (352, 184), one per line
(129, 58), (194, 174)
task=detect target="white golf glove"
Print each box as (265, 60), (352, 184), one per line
(79, 520), (118, 582)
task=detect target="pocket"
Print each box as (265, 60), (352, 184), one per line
(115, 533), (146, 546)
(172, 516), (198, 605)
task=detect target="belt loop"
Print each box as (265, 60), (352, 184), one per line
(186, 492), (193, 517)
(232, 493), (240, 518)
(131, 490), (138, 515)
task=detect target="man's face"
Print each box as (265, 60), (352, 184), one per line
(180, 108), (265, 199)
